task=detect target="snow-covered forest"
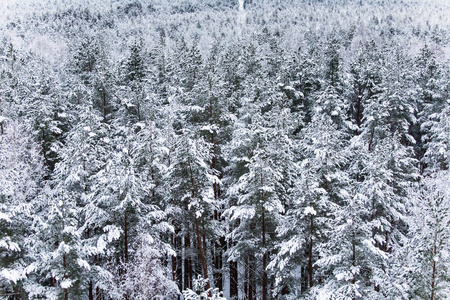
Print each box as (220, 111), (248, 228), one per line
(0, 0), (449, 299)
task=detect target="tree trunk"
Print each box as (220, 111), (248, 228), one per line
(14, 285), (19, 300)
(431, 230), (438, 300)
(0, 99), (3, 135)
(195, 217), (210, 291)
(216, 236), (226, 292)
(352, 228), (356, 300)
(89, 281), (94, 300)
(137, 95), (141, 122)
(244, 257), (249, 299)
(171, 231), (177, 282)
(355, 84), (362, 134)
(188, 157), (211, 292)
(203, 225), (215, 290)
(96, 286), (101, 300)
(368, 125), (375, 152)
(260, 165), (268, 300)
(308, 215), (314, 289)
(209, 94), (224, 292)
(124, 212), (129, 263)
(182, 232), (186, 289)
(230, 259), (238, 298)
(62, 213), (69, 300)
(248, 258), (253, 300)
(184, 233), (193, 289)
(262, 206), (268, 300)
(102, 89), (107, 121)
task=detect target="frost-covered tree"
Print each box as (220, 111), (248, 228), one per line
(225, 77), (297, 299)
(117, 231), (179, 300)
(183, 276), (226, 300)
(407, 175), (450, 300)
(339, 47), (419, 297)
(422, 97), (450, 173)
(0, 121), (45, 299)
(270, 90), (348, 297)
(168, 130), (219, 292)
(119, 39), (147, 123)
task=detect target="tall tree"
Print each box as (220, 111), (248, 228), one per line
(407, 175), (450, 300)
(0, 121), (45, 299)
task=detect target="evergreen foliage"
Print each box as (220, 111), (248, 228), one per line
(0, 0), (449, 299)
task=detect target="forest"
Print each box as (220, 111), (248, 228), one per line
(0, 0), (449, 299)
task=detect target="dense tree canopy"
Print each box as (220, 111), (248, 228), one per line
(0, 0), (449, 299)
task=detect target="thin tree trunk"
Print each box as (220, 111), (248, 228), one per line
(188, 157), (211, 292)
(186, 233), (193, 289)
(385, 232), (389, 252)
(182, 232), (186, 290)
(63, 254), (68, 300)
(230, 258), (238, 298)
(368, 125), (375, 152)
(209, 92), (223, 291)
(137, 99), (141, 122)
(217, 236), (226, 292)
(308, 215), (314, 289)
(431, 230), (438, 300)
(124, 212), (128, 263)
(355, 84), (362, 134)
(14, 285), (19, 300)
(41, 128), (47, 169)
(96, 286), (101, 300)
(62, 211), (69, 300)
(244, 257), (250, 299)
(88, 281), (93, 300)
(195, 218), (210, 290)
(244, 257), (249, 299)
(215, 243), (222, 290)
(102, 90), (107, 121)
(0, 98), (3, 135)
(262, 206), (268, 300)
(202, 223), (215, 290)
(171, 231), (177, 282)
(248, 258), (253, 300)
(147, 117), (156, 200)
(352, 228), (356, 300)
(123, 214), (129, 300)
(260, 166), (268, 300)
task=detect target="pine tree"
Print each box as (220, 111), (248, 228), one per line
(407, 175), (450, 300)
(73, 36), (102, 84)
(120, 39), (148, 123)
(168, 130), (219, 293)
(422, 81), (449, 173)
(0, 121), (45, 299)
(225, 78), (296, 299)
(271, 89), (349, 297)
(341, 45), (419, 297)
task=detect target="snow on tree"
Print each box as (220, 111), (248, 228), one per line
(183, 276), (226, 300)
(0, 0), (449, 299)
(270, 89), (349, 297)
(406, 174), (450, 300)
(0, 121), (45, 298)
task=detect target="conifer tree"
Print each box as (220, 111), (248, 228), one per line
(0, 121), (45, 299)
(407, 175), (450, 300)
